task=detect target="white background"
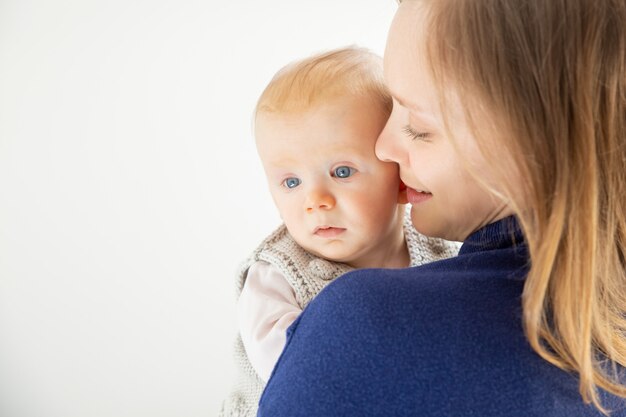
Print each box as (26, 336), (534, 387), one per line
(0, 1), (397, 416)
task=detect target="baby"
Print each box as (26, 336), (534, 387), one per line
(220, 46), (460, 417)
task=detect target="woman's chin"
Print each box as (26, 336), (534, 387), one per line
(409, 207), (461, 241)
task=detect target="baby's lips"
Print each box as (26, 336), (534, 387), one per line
(399, 180), (407, 192)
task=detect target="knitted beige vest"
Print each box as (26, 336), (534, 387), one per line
(219, 211), (460, 417)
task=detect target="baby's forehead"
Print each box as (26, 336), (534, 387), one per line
(255, 95), (388, 164)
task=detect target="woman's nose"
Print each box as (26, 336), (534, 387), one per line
(375, 114), (404, 164)
(306, 188), (336, 212)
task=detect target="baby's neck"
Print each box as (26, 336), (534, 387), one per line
(349, 229), (410, 270)
(383, 240), (410, 268)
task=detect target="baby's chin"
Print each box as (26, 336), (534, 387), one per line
(299, 244), (356, 266)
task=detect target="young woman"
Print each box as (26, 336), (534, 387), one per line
(258, 1), (626, 415)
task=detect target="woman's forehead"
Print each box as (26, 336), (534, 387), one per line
(384, 2), (433, 109)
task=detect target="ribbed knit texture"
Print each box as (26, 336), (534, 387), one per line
(257, 216), (626, 417)
(219, 210), (460, 417)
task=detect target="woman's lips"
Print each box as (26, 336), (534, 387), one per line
(406, 187), (433, 204)
(314, 227), (346, 238)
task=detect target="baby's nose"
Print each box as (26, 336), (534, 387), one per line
(306, 189), (336, 212)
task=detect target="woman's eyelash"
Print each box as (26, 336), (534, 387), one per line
(402, 125), (430, 141)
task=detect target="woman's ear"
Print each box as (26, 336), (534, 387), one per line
(397, 180), (408, 204)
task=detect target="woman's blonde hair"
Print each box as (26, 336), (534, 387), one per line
(255, 46), (391, 117)
(413, 0), (626, 413)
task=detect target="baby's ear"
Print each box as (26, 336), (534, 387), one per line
(397, 180), (408, 204)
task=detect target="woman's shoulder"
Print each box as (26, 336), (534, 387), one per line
(280, 252), (530, 387)
(259, 252), (621, 417)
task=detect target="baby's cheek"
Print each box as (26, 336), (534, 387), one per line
(362, 190), (397, 219)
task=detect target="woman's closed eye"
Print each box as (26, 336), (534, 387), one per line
(402, 125), (430, 141)
(332, 166), (357, 179)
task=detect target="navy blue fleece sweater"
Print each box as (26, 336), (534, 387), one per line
(257, 216), (626, 416)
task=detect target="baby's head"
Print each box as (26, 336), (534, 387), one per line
(254, 46), (407, 269)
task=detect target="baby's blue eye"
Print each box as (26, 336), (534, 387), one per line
(283, 177), (301, 189)
(334, 166), (355, 178)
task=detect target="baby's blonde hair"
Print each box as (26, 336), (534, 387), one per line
(255, 46), (391, 118)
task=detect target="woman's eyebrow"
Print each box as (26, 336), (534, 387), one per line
(393, 94), (425, 113)
(393, 95), (410, 108)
